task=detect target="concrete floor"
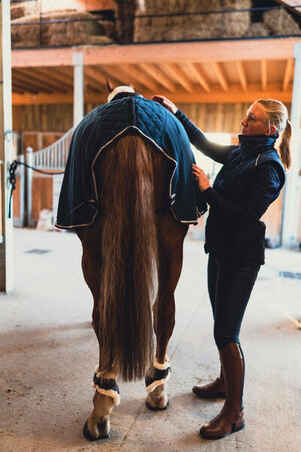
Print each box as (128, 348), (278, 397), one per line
(0, 228), (300, 452)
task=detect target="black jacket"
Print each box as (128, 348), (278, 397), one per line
(176, 110), (286, 265)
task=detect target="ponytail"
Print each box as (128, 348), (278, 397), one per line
(279, 119), (292, 169)
(256, 99), (292, 169)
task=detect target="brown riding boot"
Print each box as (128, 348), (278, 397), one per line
(199, 343), (245, 440)
(192, 367), (226, 399)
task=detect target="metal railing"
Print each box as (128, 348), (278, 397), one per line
(30, 127), (73, 170)
(25, 127), (73, 226)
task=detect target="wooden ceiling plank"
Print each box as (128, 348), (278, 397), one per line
(85, 66), (107, 85)
(12, 86), (25, 94)
(13, 71), (53, 94)
(139, 63), (176, 92)
(13, 83), (291, 105)
(212, 62), (228, 91)
(12, 80), (37, 94)
(31, 68), (72, 90)
(235, 61), (247, 91)
(282, 58), (293, 91)
(98, 65), (136, 88)
(261, 60), (267, 90)
(46, 68), (74, 87)
(160, 63), (194, 92)
(120, 64), (161, 91)
(185, 63), (210, 92)
(84, 77), (103, 93)
(17, 68), (65, 93)
(12, 39), (301, 67)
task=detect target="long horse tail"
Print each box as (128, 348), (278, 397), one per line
(97, 131), (162, 381)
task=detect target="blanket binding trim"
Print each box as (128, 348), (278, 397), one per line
(56, 125), (200, 229)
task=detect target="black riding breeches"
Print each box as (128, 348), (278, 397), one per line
(207, 254), (260, 349)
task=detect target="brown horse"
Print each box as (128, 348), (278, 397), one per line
(77, 128), (188, 440)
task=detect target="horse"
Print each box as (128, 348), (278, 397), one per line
(56, 84), (205, 440)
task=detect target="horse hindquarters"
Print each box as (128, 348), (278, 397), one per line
(97, 133), (162, 382)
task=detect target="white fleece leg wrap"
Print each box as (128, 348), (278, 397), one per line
(93, 367), (120, 406)
(93, 384), (120, 406)
(145, 358), (171, 393)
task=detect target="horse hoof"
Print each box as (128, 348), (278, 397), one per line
(145, 400), (169, 411)
(83, 421), (110, 441)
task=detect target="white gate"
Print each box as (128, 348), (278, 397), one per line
(25, 128), (73, 227)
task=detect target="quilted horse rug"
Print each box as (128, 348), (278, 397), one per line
(55, 92), (207, 229)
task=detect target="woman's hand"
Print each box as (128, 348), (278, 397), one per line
(152, 95), (178, 114)
(192, 164), (211, 191)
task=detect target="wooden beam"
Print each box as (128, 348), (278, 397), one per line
(12, 83), (292, 105)
(212, 62), (228, 91)
(84, 75), (104, 93)
(119, 64), (161, 91)
(11, 85), (25, 94)
(85, 66), (107, 85)
(184, 63), (210, 92)
(261, 59), (267, 90)
(17, 68), (67, 92)
(12, 79), (38, 93)
(45, 68), (74, 87)
(161, 63), (194, 92)
(32, 67), (72, 90)
(139, 63), (177, 92)
(235, 61), (247, 91)
(13, 92), (99, 105)
(12, 38), (301, 68)
(13, 70), (53, 93)
(282, 58), (293, 91)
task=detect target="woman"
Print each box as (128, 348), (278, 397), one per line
(152, 96), (291, 439)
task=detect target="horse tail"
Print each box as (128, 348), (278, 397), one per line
(98, 131), (160, 381)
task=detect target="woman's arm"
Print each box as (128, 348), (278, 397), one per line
(200, 163), (283, 221)
(152, 95), (235, 164)
(175, 110), (235, 164)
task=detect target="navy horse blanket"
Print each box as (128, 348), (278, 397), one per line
(55, 94), (207, 229)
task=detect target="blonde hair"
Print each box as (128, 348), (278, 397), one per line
(256, 99), (292, 169)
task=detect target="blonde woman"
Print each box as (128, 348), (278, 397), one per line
(153, 96), (291, 440)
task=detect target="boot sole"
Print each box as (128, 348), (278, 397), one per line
(192, 389), (226, 399)
(200, 422), (245, 440)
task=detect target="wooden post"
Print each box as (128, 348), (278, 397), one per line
(26, 147), (33, 227)
(281, 43), (301, 247)
(72, 51), (84, 127)
(0, 0), (14, 293)
(19, 154), (25, 227)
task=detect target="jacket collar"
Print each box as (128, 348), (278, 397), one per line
(238, 134), (278, 155)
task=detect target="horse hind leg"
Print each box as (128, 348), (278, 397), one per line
(83, 369), (119, 441)
(145, 214), (187, 410)
(145, 358), (171, 410)
(77, 226), (117, 440)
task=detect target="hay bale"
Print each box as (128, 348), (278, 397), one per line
(264, 8), (301, 35)
(134, 0), (252, 42)
(39, 11), (107, 46)
(97, 20), (116, 39)
(222, 0), (251, 38)
(11, 1), (40, 20)
(12, 10), (115, 48)
(244, 22), (270, 38)
(114, 0), (137, 43)
(11, 15), (41, 48)
(87, 35), (113, 44)
(134, 0), (223, 42)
